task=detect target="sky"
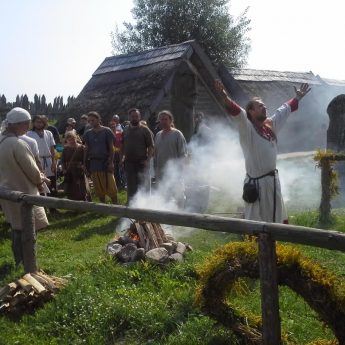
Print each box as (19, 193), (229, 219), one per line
(1, 0), (344, 104)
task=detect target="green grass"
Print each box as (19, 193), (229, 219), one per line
(0, 201), (344, 344)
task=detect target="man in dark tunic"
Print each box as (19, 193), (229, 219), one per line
(84, 111), (118, 204)
(122, 108), (154, 204)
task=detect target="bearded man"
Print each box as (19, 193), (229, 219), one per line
(83, 111), (118, 204)
(27, 115), (57, 197)
(154, 110), (187, 208)
(215, 80), (311, 223)
(121, 108), (154, 204)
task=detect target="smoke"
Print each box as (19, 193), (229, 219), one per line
(118, 119), (323, 238)
(278, 152), (320, 211)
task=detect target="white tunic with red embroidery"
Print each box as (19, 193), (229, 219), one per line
(226, 98), (299, 223)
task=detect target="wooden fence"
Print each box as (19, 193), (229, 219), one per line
(1, 187), (345, 345)
(319, 154), (345, 221)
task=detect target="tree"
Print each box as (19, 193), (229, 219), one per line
(111, 0), (251, 68)
(15, 95), (21, 107)
(34, 94), (40, 113)
(0, 95), (6, 106)
(41, 95), (47, 112)
(22, 94), (29, 109)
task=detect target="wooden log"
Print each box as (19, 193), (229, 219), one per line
(154, 223), (168, 243)
(134, 223), (147, 249)
(258, 232), (281, 345)
(23, 274), (46, 294)
(17, 278), (33, 292)
(142, 223), (159, 249)
(319, 159), (332, 222)
(148, 223), (161, 248)
(32, 273), (56, 291)
(151, 223), (166, 245)
(0, 282), (18, 300)
(0, 286), (10, 301)
(37, 272), (60, 289)
(11, 291), (27, 307)
(20, 202), (38, 273)
(46, 275), (68, 287)
(150, 223), (163, 246)
(2, 187), (345, 252)
(0, 302), (10, 312)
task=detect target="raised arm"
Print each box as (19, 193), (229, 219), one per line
(271, 83), (312, 133)
(294, 83), (311, 101)
(214, 79), (242, 116)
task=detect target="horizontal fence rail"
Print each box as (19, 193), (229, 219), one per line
(0, 187), (344, 252)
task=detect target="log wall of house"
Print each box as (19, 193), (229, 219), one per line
(155, 79), (226, 127)
(194, 80), (226, 118)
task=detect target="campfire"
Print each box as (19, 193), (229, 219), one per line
(107, 221), (192, 264)
(0, 271), (67, 316)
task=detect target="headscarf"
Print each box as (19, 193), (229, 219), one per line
(1, 107), (31, 133)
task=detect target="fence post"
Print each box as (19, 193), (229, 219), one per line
(20, 202), (38, 273)
(319, 158), (332, 222)
(258, 231), (281, 345)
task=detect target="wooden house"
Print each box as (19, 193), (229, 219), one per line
(65, 40), (226, 142)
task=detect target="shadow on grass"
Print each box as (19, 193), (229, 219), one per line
(73, 217), (119, 241)
(46, 211), (100, 231)
(0, 293), (53, 322)
(0, 221), (11, 243)
(0, 262), (14, 282)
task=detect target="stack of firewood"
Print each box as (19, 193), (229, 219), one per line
(0, 271), (67, 315)
(107, 221), (192, 264)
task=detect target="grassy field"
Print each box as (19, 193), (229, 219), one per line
(0, 194), (344, 344)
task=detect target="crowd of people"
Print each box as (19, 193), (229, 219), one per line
(0, 81), (311, 271)
(0, 106), (200, 208)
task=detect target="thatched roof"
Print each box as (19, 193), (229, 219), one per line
(230, 68), (319, 84)
(64, 40), (219, 127)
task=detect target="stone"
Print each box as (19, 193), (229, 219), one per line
(145, 248), (169, 264)
(176, 242), (186, 255)
(169, 253), (184, 262)
(185, 243), (193, 252)
(135, 248), (145, 261)
(170, 241), (178, 252)
(161, 243), (173, 255)
(107, 242), (122, 256)
(117, 243), (138, 263)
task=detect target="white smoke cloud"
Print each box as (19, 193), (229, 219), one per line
(119, 120), (323, 237)
(278, 152), (321, 211)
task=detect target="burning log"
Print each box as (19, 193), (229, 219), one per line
(134, 223), (147, 248)
(142, 222), (160, 248)
(0, 271), (67, 316)
(152, 223), (168, 243)
(107, 221), (192, 265)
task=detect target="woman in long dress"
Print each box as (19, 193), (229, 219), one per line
(61, 131), (90, 201)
